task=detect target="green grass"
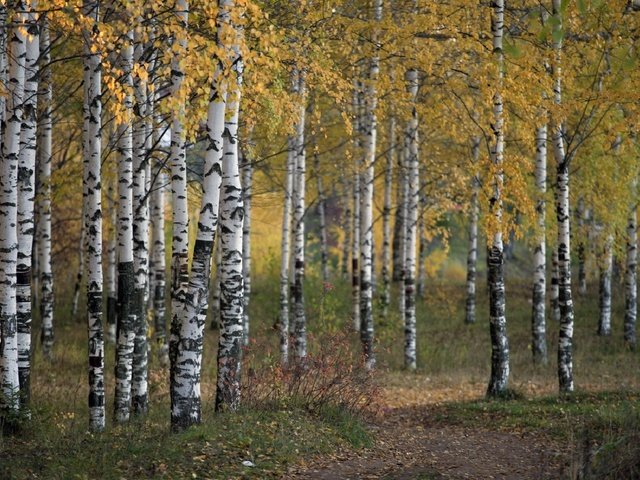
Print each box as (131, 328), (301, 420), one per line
(1, 404), (371, 479)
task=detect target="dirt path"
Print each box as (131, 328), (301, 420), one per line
(287, 385), (566, 479)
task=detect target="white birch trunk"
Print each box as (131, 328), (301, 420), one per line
(598, 234), (613, 337)
(465, 137), (480, 324)
(150, 166), (167, 362)
(215, 1), (244, 409)
(16, 2), (39, 410)
(624, 205), (637, 348)
(359, 0), (381, 369)
(172, 26), (227, 428)
(106, 184), (117, 344)
(114, 30), (136, 423)
(242, 148), (253, 345)
(381, 116), (394, 315)
(0, 4), (27, 415)
(404, 68), (419, 372)
(314, 150), (329, 283)
(169, 0), (190, 413)
(131, 25), (149, 416)
(550, 246), (560, 321)
(552, 0), (574, 394)
(487, 0), (510, 396)
(37, 19), (54, 360)
(279, 137), (295, 364)
(82, 0), (105, 429)
(292, 72), (307, 361)
(531, 125), (547, 365)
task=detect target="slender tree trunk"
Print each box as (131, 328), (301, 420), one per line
(169, 0), (190, 415)
(38, 19), (54, 360)
(114, 30), (136, 423)
(314, 150), (329, 283)
(340, 175), (351, 279)
(105, 185), (117, 344)
(577, 198), (587, 295)
(82, 0), (105, 429)
(531, 125), (547, 365)
(215, 3), (244, 409)
(150, 165), (167, 363)
(398, 137), (409, 322)
(131, 25), (150, 416)
(465, 137), (480, 324)
(292, 72), (307, 361)
(352, 84), (361, 333)
(487, 0), (510, 397)
(624, 206), (637, 349)
(242, 148), (253, 345)
(210, 236), (222, 330)
(550, 246), (560, 321)
(16, 2), (39, 411)
(598, 234), (613, 337)
(552, 0), (574, 394)
(403, 68), (419, 372)
(0, 4), (27, 417)
(381, 116), (394, 315)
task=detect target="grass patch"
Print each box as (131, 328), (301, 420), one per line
(0, 404), (371, 479)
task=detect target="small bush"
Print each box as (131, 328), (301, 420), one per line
(242, 330), (380, 417)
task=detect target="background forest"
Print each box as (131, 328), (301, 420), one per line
(2, 0), (640, 478)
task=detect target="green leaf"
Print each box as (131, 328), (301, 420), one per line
(577, 0), (587, 15)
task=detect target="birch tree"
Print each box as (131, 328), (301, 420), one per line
(380, 116), (394, 315)
(465, 136), (480, 325)
(215, 0), (245, 410)
(114, 30), (136, 423)
(242, 148), (253, 345)
(16, 1), (39, 408)
(624, 200), (637, 349)
(82, 0), (105, 430)
(172, 5), (227, 427)
(598, 233), (613, 336)
(552, 0), (574, 394)
(150, 166), (168, 363)
(531, 124), (547, 364)
(0, 2), (27, 417)
(486, 0), (509, 397)
(279, 134), (295, 364)
(359, 0), (381, 370)
(37, 18), (54, 360)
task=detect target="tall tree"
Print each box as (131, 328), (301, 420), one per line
(16, 0), (39, 409)
(215, 0), (245, 411)
(486, 0), (510, 397)
(531, 124), (548, 364)
(380, 116), (395, 315)
(114, 29), (136, 423)
(598, 233), (613, 336)
(82, 0), (105, 430)
(37, 17), (54, 360)
(0, 2), (27, 417)
(242, 147), (253, 345)
(465, 136), (480, 324)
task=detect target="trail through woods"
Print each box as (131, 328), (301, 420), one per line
(288, 382), (564, 479)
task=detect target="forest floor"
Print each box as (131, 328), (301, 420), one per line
(288, 378), (566, 480)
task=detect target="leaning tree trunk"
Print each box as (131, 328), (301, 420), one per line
(292, 72), (307, 361)
(552, 0), (574, 394)
(531, 124), (547, 365)
(242, 148), (253, 345)
(169, 0), (190, 415)
(172, 35), (226, 429)
(465, 136), (480, 324)
(0, 4), (27, 417)
(82, 0), (105, 429)
(215, 5), (244, 410)
(487, 0), (510, 397)
(114, 30), (136, 423)
(130, 25), (151, 416)
(381, 116), (395, 315)
(597, 234), (613, 337)
(38, 19), (54, 360)
(16, 2), (39, 411)
(403, 68), (419, 372)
